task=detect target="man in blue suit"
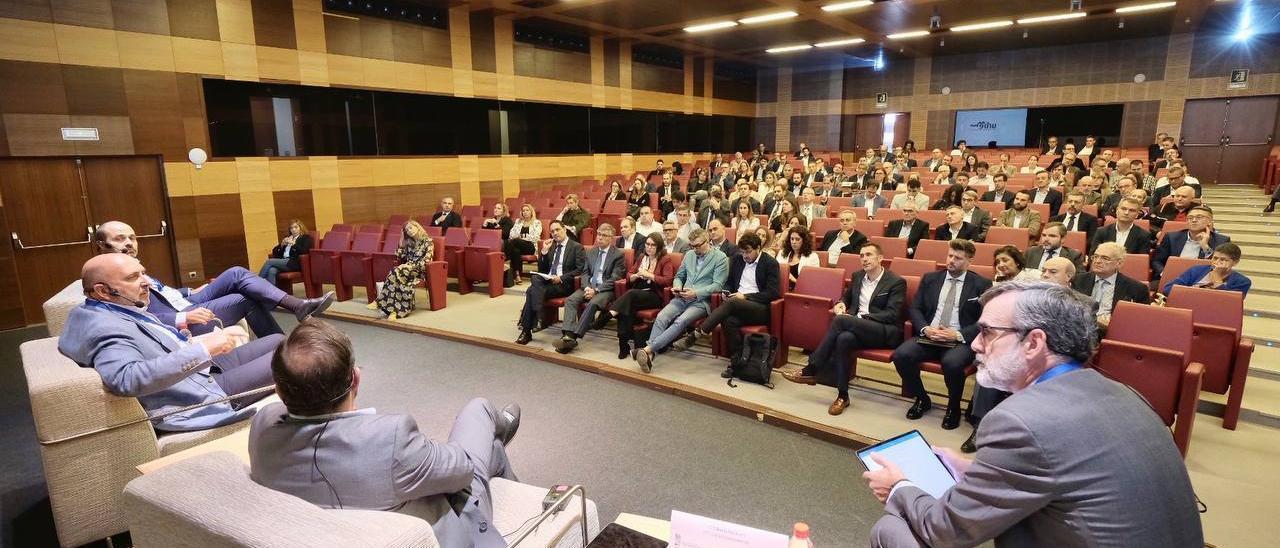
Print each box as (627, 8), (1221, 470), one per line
(58, 254), (282, 431)
(1152, 205), (1231, 278)
(95, 221), (334, 337)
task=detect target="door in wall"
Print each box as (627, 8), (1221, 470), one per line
(1179, 96), (1279, 184)
(0, 155), (175, 328)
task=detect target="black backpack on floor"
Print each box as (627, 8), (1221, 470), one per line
(728, 333), (777, 389)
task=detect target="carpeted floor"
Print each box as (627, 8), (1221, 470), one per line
(3, 313), (886, 546)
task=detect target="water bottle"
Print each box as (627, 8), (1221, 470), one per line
(788, 522), (813, 548)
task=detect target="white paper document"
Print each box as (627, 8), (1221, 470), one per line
(669, 510), (788, 548)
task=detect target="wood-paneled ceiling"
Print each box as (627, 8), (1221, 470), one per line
(459, 0), (1228, 66)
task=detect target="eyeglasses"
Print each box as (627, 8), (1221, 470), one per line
(689, 240), (709, 248)
(1186, 214), (1211, 221)
(978, 324), (1027, 342)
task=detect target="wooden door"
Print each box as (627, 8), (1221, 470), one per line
(82, 156), (179, 285)
(0, 158), (95, 325)
(853, 114), (884, 153)
(1178, 99), (1228, 183)
(1219, 96), (1279, 184)
(891, 113), (911, 149)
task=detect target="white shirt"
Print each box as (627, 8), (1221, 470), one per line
(635, 220), (661, 237)
(800, 204), (819, 226)
(676, 221), (700, 242)
(1033, 189), (1049, 203)
(1037, 246), (1061, 269)
(929, 272), (967, 330)
(1093, 273), (1117, 316)
(732, 217), (760, 238)
(970, 175), (994, 190)
(1180, 233), (1206, 258)
(896, 221), (914, 239)
(738, 257), (760, 295)
(856, 269), (883, 317)
(1114, 224), (1132, 246)
(962, 208), (976, 224)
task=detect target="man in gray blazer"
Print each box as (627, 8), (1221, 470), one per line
(556, 224), (627, 354)
(864, 281), (1203, 547)
(58, 254), (281, 432)
(249, 320), (521, 548)
(959, 191), (992, 242)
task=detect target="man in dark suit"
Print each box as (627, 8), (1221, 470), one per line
(865, 281), (1203, 548)
(729, 179), (762, 215)
(515, 220), (586, 345)
(646, 159), (665, 180)
(705, 218), (741, 259)
(697, 188), (731, 229)
(555, 224), (627, 354)
(615, 217), (646, 254)
(892, 239), (992, 430)
(1025, 222), (1085, 270)
(1098, 175), (1138, 219)
(431, 197), (464, 234)
(934, 206), (980, 242)
(1050, 191), (1098, 246)
(852, 186), (889, 216)
(958, 191), (991, 242)
(1090, 197), (1153, 255)
(1153, 205), (1230, 278)
(979, 173), (1015, 207)
(922, 149), (949, 171)
(784, 243), (905, 415)
(249, 320), (523, 548)
(1029, 171), (1063, 217)
(649, 172), (680, 219)
(1040, 135), (1062, 156)
(761, 183), (794, 220)
(885, 205), (930, 258)
(676, 232), (780, 369)
(1157, 184), (1198, 222)
(1072, 242), (1150, 334)
(817, 210), (869, 266)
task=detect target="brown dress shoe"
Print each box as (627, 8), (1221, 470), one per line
(782, 369), (817, 385)
(828, 397), (849, 416)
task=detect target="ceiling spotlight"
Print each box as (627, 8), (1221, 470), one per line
(739, 11), (798, 25)
(684, 21), (737, 33)
(765, 44), (813, 53)
(887, 30), (930, 39)
(929, 8), (942, 30)
(1115, 2), (1176, 14)
(951, 20), (1014, 32)
(822, 0), (874, 12)
(1017, 12), (1088, 24)
(815, 37), (867, 48)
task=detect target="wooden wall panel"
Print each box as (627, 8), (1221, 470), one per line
(602, 38), (619, 87)
(421, 27), (450, 68)
(339, 182), (461, 224)
(469, 10), (495, 73)
(632, 62), (682, 95)
(168, 195), (205, 282)
(2, 113), (74, 155)
(391, 21), (426, 65)
(0, 61), (69, 114)
(323, 14), (360, 56)
(192, 193), (248, 276)
(166, 0), (219, 40)
(272, 188), (314, 235)
(111, 0), (171, 35)
(359, 18), (393, 61)
(0, 115), (10, 156)
(0, 0), (55, 23)
(513, 43), (589, 84)
(478, 179), (502, 200)
(51, 0), (116, 29)
(250, 0), (294, 49)
(122, 69), (186, 159)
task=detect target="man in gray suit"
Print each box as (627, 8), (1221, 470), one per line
(249, 320), (521, 548)
(864, 280), (1203, 547)
(58, 254), (282, 432)
(556, 224), (627, 354)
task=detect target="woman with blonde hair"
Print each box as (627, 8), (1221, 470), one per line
(626, 177), (649, 218)
(503, 203), (542, 285)
(367, 220), (434, 320)
(259, 219), (313, 285)
(481, 202), (514, 239)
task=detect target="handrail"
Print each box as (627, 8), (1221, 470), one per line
(135, 220), (167, 239)
(11, 226), (92, 251)
(507, 484), (590, 547)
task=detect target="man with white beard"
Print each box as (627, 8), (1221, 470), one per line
(862, 281), (1203, 548)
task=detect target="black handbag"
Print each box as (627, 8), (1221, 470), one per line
(728, 333), (777, 389)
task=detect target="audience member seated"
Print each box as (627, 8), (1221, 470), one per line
(818, 210), (869, 267)
(958, 191), (991, 242)
(675, 233), (780, 368)
(891, 180), (930, 211)
(1091, 197), (1153, 255)
(1019, 155), (1040, 174)
(661, 220), (690, 253)
(853, 185), (888, 217)
(96, 221), (333, 338)
(555, 224), (626, 355)
(1153, 205), (1230, 277)
(729, 180), (762, 215)
(59, 254), (281, 432)
(1039, 256), (1077, 286)
(650, 172), (680, 219)
(366, 221), (434, 321)
(1160, 242), (1252, 296)
(992, 246), (1039, 283)
(1028, 170), (1064, 217)
(980, 173), (1015, 207)
(480, 203), (513, 238)
(768, 199), (800, 232)
(892, 239), (992, 430)
(249, 319), (521, 547)
(259, 219), (313, 286)
(696, 186), (730, 229)
(503, 204), (542, 286)
(1158, 185), (1199, 222)
(784, 243), (905, 416)
(706, 218), (741, 259)
(1024, 222), (1084, 271)
(1149, 165), (1197, 208)
(1070, 242), (1150, 334)
(635, 206), (662, 237)
(602, 179), (627, 202)
(762, 182), (794, 220)
(632, 229), (729, 373)
(616, 216), (646, 253)
(626, 178), (650, 219)
(934, 206), (980, 242)
(864, 281), (1203, 548)
(923, 148), (948, 171)
(608, 233), (678, 359)
(796, 188), (826, 228)
(1051, 191), (1099, 244)
(1073, 175), (1105, 207)
(930, 184), (966, 211)
(1099, 175), (1138, 219)
(996, 191), (1044, 240)
(731, 201), (761, 240)
(429, 197), (463, 234)
(556, 194), (592, 242)
(886, 204), (930, 258)
(774, 226), (819, 289)
(515, 221), (586, 346)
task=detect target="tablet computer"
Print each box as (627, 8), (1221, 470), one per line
(857, 430), (958, 499)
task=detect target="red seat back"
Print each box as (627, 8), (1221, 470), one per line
(869, 236), (908, 260)
(857, 219), (884, 237)
(350, 231), (382, 253)
(835, 253), (862, 279)
(972, 243), (1000, 266)
(810, 217), (840, 237)
(1159, 257), (1211, 293)
(969, 265), (995, 280)
(986, 226), (1029, 248)
(331, 224), (354, 233)
(602, 201), (628, 216)
(387, 214), (410, 225)
(470, 229), (503, 251)
(1099, 301), (1195, 425)
(1167, 285), (1244, 393)
(914, 239), (950, 264)
(445, 228), (471, 248)
(792, 266), (845, 302)
(1121, 253), (1150, 281)
(320, 231), (352, 250)
(916, 210), (946, 227)
(978, 201), (1006, 216)
(380, 230), (403, 253)
(1062, 231), (1086, 253)
(889, 258), (938, 278)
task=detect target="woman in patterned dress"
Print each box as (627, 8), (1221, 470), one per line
(367, 220), (433, 320)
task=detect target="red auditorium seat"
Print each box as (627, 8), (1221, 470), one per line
(1095, 301), (1204, 457)
(834, 253), (862, 279)
(985, 226), (1030, 248)
(442, 227), (472, 279)
(978, 202), (1006, 217)
(856, 219), (884, 237)
(1166, 286), (1254, 430)
(853, 275), (920, 379)
(1121, 253), (1151, 282)
(458, 229), (506, 298)
(1159, 257), (1211, 294)
(334, 231), (383, 301)
(366, 234), (447, 311)
(356, 224), (383, 234)
(915, 210), (946, 227)
(869, 236), (908, 261)
(914, 240), (950, 265)
(387, 214), (410, 225)
(969, 265), (995, 280)
(777, 266), (846, 368)
(330, 223), (354, 233)
(301, 231), (352, 299)
(889, 258), (937, 278)
(810, 217), (840, 237)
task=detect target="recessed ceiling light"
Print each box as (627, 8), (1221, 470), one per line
(1016, 12), (1088, 24)
(814, 37), (867, 48)
(684, 21), (738, 33)
(1115, 2), (1177, 13)
(951, 20), (1014, 32)
(739, 11), (798, 25)
(886, 30), (930, 39)
(822, 1), (874, 12)
(766, 44), (813, 53)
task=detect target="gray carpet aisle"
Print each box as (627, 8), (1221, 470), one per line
(3, 313), (886, 546)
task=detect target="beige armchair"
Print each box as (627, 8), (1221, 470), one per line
(20, 337), (249, 547)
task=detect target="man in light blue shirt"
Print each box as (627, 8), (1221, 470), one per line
(632, 228), (728, 372)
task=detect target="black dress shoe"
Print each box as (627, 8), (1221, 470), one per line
(941, 408), (962, 430)
(554, 336), (577, 354)
(591, 314), (610, 330)
(295, 291), (336, 321)
(905, 397), (932, 420)
(515, 331), (532, 345)
(720, 366), (734, 379)
(531, 321), (551, 333)
(961, 429), (977, 453)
